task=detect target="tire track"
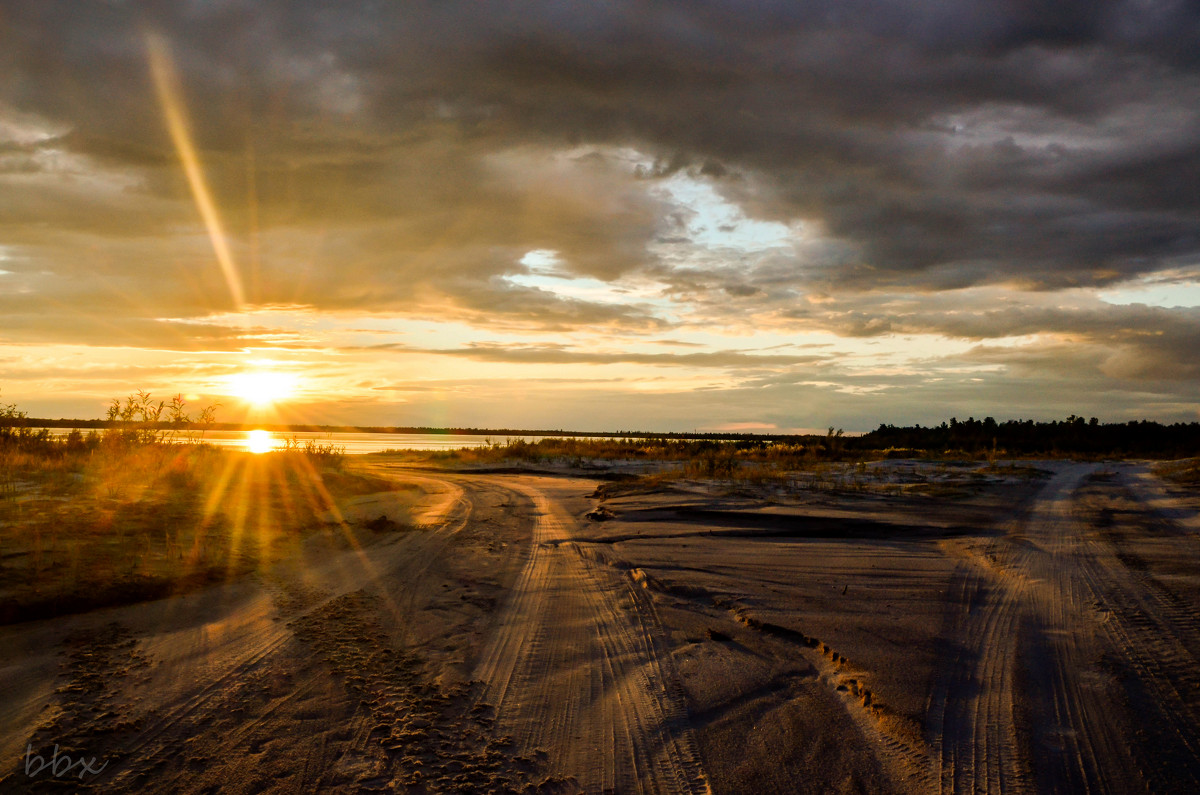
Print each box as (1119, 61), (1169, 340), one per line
(106, 479), (473, 769)
(1020, 468), (1200, 793)
(930, 543), (1030, 794)
(1008, 466), (1122, 795)
(473, 478), (711, 795)
(930, 462), (1200, 793)
(928, 465), (1093, 795)
(1065, 472), (1200, 790)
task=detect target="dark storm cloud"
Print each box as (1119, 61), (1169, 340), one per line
(3, 0), (1200, 385)
(5, 1), (1200, 277)
(779, 290), (1200, 342)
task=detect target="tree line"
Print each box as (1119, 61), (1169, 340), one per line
(857, 416), (1200, 457)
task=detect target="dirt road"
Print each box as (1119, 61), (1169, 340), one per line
(929, 462), (1200, 793)
(3, 461), (1199, 792)
(472, 477), (709, 794)
(1, 468), (709, 793)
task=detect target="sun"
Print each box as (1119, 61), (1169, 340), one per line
(246, 429), (275, 454)
(228, 370), (298, 407)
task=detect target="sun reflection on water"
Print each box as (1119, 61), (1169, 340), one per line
(246, 429), (275, 454)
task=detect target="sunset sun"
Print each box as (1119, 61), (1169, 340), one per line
(228, 371), (298, 407)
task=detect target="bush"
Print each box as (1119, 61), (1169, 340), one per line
(281, 436), (346, 469)
(103, 391), (218, 447)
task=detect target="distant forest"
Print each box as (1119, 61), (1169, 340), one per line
(856, 416), (1200, 457)
(11, 414), (1200, 457)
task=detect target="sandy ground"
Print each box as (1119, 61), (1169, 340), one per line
(2, 459), (1199, 792)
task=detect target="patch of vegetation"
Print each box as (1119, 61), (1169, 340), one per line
(0, 391), (394, 624)
(280, 434), (346, 469)
(1154, 458), (1200, 486)
(423, 428), (858, 467)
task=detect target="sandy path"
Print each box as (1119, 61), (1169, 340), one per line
(928, 465), (1092, 794)
(472, 476), (711, 795)
(1019, 463), (1200, 792)
(929, 462), (1200, 793)
(9, 461), (1197, 792)
(3, 468), (708, 792)
(112, 476), (471, 773)
(1120, 464), (1200, 532)
(0, 474), (470, 790)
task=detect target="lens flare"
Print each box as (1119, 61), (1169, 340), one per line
(146, 32), (246, 309)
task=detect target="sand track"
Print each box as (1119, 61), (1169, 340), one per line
(1, 473), (478, 791)
(6, 461), (1200, 792)
(928, 462), (1200, 794)
(3, 468), (709, 792)
(117, 477), (474, 765)
(473, 478), (710, 795)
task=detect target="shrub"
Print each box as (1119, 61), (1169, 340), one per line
(281, 435), (346, 469)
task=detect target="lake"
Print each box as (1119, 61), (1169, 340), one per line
(38, 428), (559, 455)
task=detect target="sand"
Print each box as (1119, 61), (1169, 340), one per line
(2, 458), (1199, 792)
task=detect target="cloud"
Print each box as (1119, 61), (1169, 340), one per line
(3, 1), (1200, 423)
(359, 342), (829, 371)
(0, 312), (308, 351)
(5, 2), (1198, 289)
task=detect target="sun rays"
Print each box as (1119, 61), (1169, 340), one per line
(146, 32), (246, 310)
(186, 443), (408, 621)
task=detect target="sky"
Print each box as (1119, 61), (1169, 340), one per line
(2, 1), (1199, 432)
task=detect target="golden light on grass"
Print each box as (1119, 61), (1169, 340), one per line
(228, 371), (298, 407)
(245, 429), (274, 454)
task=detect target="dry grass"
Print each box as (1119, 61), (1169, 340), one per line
(1154, 458), (1200, 486)
(422, 436), (856, 467)
(392, 436), (1054, 501)
(595, 457), (1051, 503)
(0, 441), (393, 625)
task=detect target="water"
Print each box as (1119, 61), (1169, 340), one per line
(37, 428), (559, 455)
